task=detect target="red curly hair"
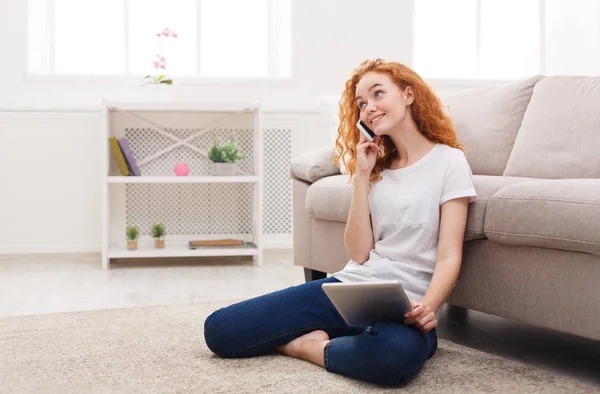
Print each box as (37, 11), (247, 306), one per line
(333, 58), (463, 183)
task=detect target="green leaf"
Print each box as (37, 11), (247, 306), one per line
(207, 137), (243, 163)
(151, 224), (166, 238)
(126, 226), (139, 241)
(157, 75), (164, 81)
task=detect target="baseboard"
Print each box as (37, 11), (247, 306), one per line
(0, 245), (100, 255)
(263, 234), (293, 249)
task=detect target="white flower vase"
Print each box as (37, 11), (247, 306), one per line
(211, 162), (238, 176)
(144, 83), (173, 102)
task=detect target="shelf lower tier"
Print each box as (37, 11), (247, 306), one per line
(108, 242), (258, 259)
(107, 175), (258, 184)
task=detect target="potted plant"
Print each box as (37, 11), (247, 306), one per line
(126, 226), (139, 250)
(207, 136), (245, 176)
(152, 223), (166, 248)
(143, 28), (178, 86)
(143, 28), (177, 101)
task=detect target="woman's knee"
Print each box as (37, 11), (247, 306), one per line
(366, 325), (431, 385)
(204, 308), (235, 357)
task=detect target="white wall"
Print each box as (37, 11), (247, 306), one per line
(0, 0), (415, 111)
(0, 112), (104, 254)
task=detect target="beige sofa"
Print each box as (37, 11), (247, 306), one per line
(290, 76), (600, 341)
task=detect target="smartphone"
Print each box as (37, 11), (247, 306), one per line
(357, 120), (376, 142)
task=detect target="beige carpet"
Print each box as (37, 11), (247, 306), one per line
(0, 301), (596, 394)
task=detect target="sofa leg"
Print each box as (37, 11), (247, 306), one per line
(304, 268), (327, 282)
(447, 305), (468, 323)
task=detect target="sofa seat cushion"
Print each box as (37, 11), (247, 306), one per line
(466, 175), (536, 241)
(306, 175), (353, 222)
(485, 179), (600, 256)
(306, 173), (538, 237)
(306, 174), (538, 236)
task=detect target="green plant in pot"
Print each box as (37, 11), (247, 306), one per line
(207, 136), (245, 176)
(126, 225), (139, 251)
(152, 223), (166, 249)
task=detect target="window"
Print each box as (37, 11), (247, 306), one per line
(414, 0), (600, 79)
(27, 0), (292, 79)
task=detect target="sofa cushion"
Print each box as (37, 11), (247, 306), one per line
(466, 175), (536, 241)
(306, 174), (537, 238)
(306, 175), (352, 222)
(290, 146), (340, 183)
(441, 75), (543, 176)
(485, 179), (600, 256)
(504, 76), (600, 179)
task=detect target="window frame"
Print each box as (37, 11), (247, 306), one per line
(25, 0), (293, 85)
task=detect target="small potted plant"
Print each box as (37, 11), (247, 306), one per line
(207, 136), (245, 176)
(143, 28), (177, 101)
(152, 223), (166, 248)
(143, 28), (178, 87)
(126, 226), (139, 250)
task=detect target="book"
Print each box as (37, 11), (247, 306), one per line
(108, 137), (131, 176)
(118, 138), (141, 176)
(190, 239), (244, 246)
(188, 239), (256, 249)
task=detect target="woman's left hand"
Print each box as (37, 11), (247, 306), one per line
(404, 301), (437, 333)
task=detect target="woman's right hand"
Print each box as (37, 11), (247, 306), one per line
(356, 134), (381, 177)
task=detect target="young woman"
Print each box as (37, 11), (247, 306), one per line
(204, 58), (477, 386)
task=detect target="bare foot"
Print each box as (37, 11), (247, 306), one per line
(277, 330), (330, 359)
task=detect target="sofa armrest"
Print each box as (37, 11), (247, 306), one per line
(290, 146), (341, 183)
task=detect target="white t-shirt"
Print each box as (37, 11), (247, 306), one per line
(331, 143), (477, 304)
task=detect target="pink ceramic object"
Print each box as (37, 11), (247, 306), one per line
(174, 163), (189, 176)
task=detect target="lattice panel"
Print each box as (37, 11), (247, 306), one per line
(126, 128), (254, 176)
(263, 128), (292, 234)
(126, 183), (254, 236)
(123, 128), (292, 236)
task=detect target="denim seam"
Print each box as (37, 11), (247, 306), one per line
(230, 324), (350, 357)
(323, 341), (332, 371)
(322, 334), (361, 372)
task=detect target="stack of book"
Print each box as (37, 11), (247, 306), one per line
(188, 239), (257, 249)
(109, 137), (141, 176)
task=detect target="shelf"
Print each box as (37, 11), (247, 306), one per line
(102, 101), (264, 269)
(105, 101), (260, 112)
(108, 242), (258, 259)
(108, 176), (258, 184)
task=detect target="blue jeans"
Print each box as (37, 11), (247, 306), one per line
(204, 277), (437, 386)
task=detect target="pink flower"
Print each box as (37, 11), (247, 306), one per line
(153, 54), (167, 70)
(157, 27), (178, 38)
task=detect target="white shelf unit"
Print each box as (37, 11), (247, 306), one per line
(108, 176), (259, 184)
(101, 101), (264, 269)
